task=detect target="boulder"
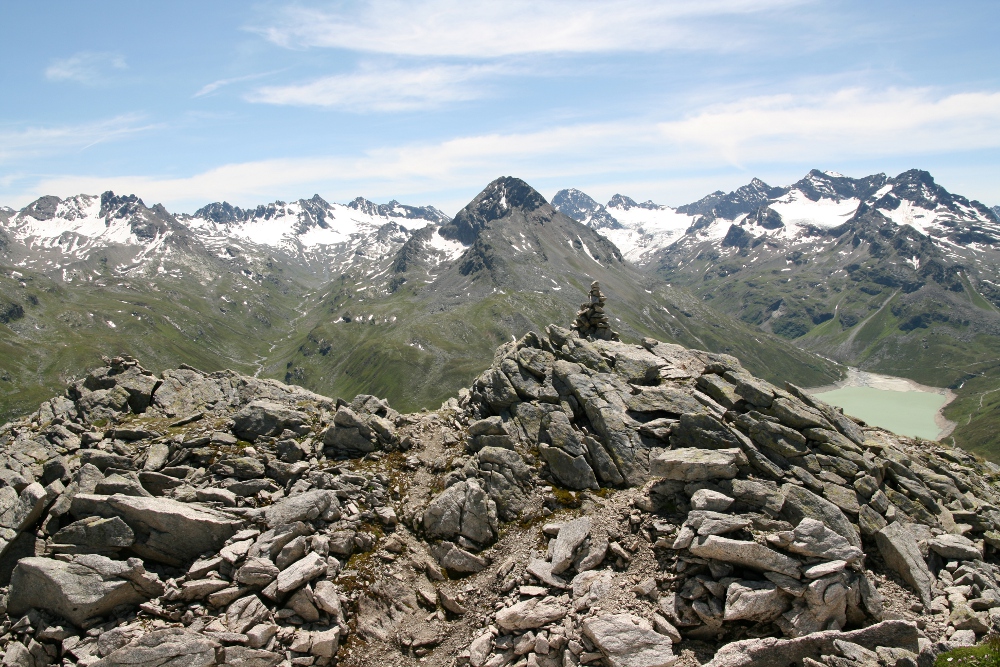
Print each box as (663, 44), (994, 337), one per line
(436, 543), (488, 574)
(150, 369), (223, 416)
(689, 535), (802, 578)
(71, 494), (242, 566)
(768, 397), (831, 430)
(784, 518), (863, 563)
(549, 517), (591, 574)
(476, 447), (535, 522)
(423, 479), (498, 547)
(875, 522), (934, 607)
(625, 387), (704, 415)
(539, 444), (598, 490)
(750, 421), (809, 458)
(232, 400), (308, 441)
(51, 516), (135, 553)
(95, 472), (152, 498)
(670, 413), (746, 450)
(650, 448), (745, 481)
(235, 557), (280, 587)
(927, 533), (982, 561)
(0, 482), (56, 533)
(274, 552), (327, 596)
(9, 555), (163, 626)
(724, 581), (790, 622)
(496, 596), (569, 631)
(219, 647), (283, 667)
(582, 613), (677, 667)
(781, 484), (861, 549)
(91, 629), (219, 667)
(704, 619), (919, 667)
(691, 489), (735, 512)
(228, 594), (271, 634)
(261, 489), (340, 528)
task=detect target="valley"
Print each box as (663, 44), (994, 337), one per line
(2, 171), (998, 460)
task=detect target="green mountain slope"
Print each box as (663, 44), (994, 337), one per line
(265, 177), (841, 412)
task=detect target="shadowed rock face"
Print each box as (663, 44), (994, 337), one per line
(0, 322), (997, 666)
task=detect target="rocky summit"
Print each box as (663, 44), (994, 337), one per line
(0, 323), (999, 667)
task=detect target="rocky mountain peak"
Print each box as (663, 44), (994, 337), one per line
(551, 189), (623, 230)
(477, 176), (547, 215)
(347, 196), (380, 216)
(20, 195), (63, 221)
(99, 191), (146, 219)
(551, 188), (601, 219)
(439, 176), (548, 244)
(607, 194), (660, 211)
(606, 193), (638, 209)
(677, 178), (788, 219)
(192, 200), (248, 225)
(791, 170), (889, 202)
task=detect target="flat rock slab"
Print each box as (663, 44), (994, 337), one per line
(724, 581), (789, 622)
(875, 522), (934, 607)
(71, 494), (243, 566)
(92, 628), (219, 667)
(550, 517), (591, 575)
(689, 535), (801, 579)
(9, 555), (163, 626)
(704, 619), (918, 667)
(233, 399), (309, 441)
(496, 596), (568, 631)
(650, 448), (745, 481)
(625, 387), (704, 415)
(582, 613), (676, 667)
(262, 490), (340, 528)
(928, 534), (982, 561)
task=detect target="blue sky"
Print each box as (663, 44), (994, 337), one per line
(1, 1), (999, 214)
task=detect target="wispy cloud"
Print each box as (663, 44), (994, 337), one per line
(0, 115), (157, 165)
(658, 87), (1000, 166)
(45, 52), (127, 85)
(17, 87), (1000, 210)
(247, 63), (507, 111)
(255, 0), (812, 57)
(194, 71), (281, 98)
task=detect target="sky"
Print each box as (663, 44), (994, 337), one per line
(1, 1), (999, 215)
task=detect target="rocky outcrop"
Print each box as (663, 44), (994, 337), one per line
(0, 326), (998, 667)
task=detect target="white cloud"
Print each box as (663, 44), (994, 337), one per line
(194, 71), (281, 98)
(247, 63), (505, 111)
(658, 87), (1000, 166)
(0, 115), (157, 165)
(12, 87), (1000, 211)
(256, 0), (810, 57)
(45, 52), (127, 85)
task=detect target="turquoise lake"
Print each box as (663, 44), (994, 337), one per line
(811, 386), (948, 440)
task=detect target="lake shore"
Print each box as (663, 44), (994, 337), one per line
(807, 368), (958, 440)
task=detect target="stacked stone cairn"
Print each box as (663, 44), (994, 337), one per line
(572, 282), (619, 341)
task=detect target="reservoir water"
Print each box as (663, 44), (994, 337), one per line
(810, 370), (954, 441)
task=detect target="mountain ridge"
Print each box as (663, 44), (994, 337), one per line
(3, 170), (1000, 458)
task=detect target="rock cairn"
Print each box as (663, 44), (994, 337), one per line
(573, 281), (619, 341)
(0, 333), (998, 667)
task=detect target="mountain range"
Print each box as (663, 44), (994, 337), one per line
(2, 170), (999, 456)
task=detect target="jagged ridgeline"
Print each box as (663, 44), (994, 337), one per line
(0, 322), (998, 666)
(0, 177), (840, 431)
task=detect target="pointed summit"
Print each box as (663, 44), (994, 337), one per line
(439, 177), (547, 244)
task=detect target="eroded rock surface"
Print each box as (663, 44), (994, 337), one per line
(0, 327), (997, 667)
